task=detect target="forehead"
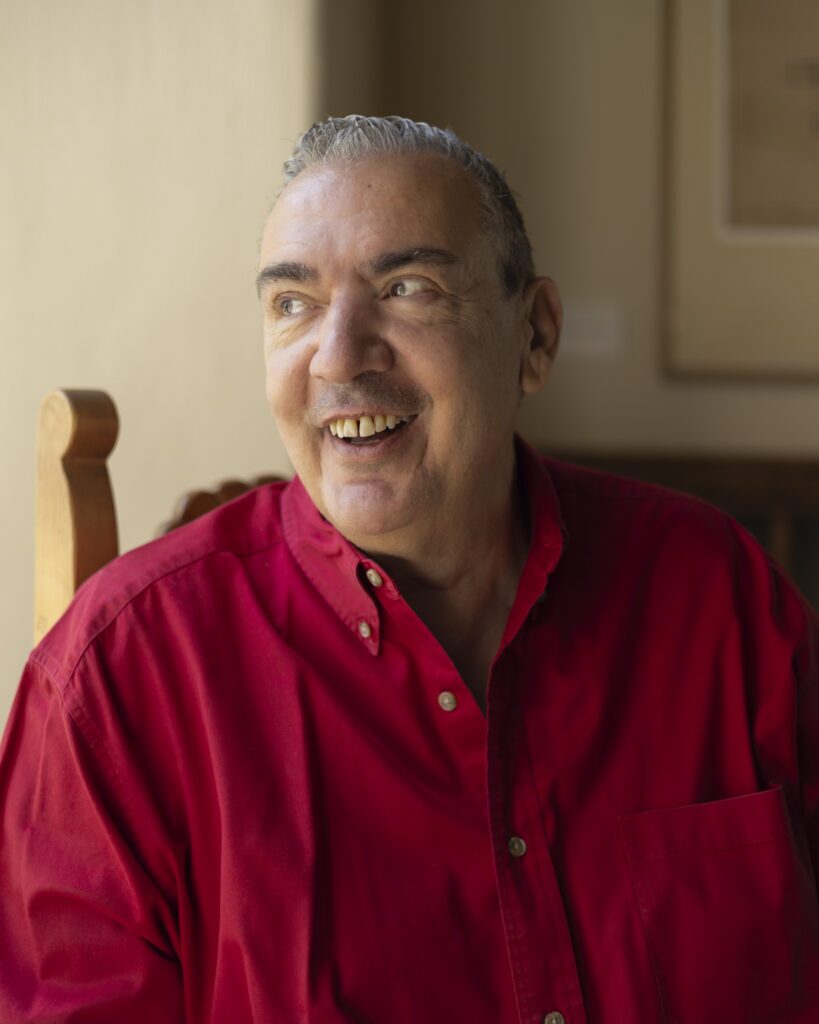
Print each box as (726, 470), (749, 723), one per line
(259, 153), (487, 273)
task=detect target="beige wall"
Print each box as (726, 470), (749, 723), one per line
(5, 0), (819, 725)
(0, 0), (318, 723)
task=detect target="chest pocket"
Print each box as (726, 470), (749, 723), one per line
(618, 784), (819, 1023)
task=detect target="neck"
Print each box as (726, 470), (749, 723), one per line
(364, 442), (527, 593)
(381, 476), (527, 596)
(357, 449), (531, 710)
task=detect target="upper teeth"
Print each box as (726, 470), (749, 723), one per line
(329, 414), (410, 438)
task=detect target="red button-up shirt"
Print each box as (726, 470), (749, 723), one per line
(2, 440), (819, 1023)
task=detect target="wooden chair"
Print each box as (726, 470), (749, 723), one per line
(34, 388), (819, 643)
(33, 390), (279, 643)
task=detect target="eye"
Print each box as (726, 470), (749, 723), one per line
(386, 278), (429, 299)
(277, 295), (309, 317)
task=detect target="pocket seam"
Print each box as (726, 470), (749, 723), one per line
(622, 830), (784, 864)
(618, 784), (788, 864)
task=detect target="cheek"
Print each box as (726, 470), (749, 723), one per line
(423, 323), (513, 409)
(264, 346), (308, 424)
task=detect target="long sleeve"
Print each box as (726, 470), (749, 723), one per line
(0, 658), (184, 1023)
(736, 535), (819, 898)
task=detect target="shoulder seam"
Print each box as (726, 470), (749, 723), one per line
(34, 535), (287, 692)
(25, 649), (116, 776)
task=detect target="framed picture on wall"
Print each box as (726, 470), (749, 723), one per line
(663, 0), (819, 379)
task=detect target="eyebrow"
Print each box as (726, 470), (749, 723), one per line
(255, 261), (317, 294)
(256, 247), (459, 295)
(366, 247), (460, 276)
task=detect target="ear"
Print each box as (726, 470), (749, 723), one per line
(519, 277), (562, 396)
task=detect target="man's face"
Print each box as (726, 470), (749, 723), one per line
(258, 153), (536, 551)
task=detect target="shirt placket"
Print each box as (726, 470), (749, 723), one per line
(487, 647), (587, 1024)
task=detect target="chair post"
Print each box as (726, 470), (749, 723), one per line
(34, 390), (120, 644)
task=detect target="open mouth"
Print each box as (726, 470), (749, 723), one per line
(327, 414), (413, 446)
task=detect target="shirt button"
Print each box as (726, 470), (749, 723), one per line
(365, 568), (383, 588)
(508, 835), (527, 858)
(543, 1013), (565, 1024)
(357, 620), (372, 639)
(437, 691), (457, 712)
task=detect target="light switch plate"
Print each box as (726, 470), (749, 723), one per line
(559, 302), (628, 361)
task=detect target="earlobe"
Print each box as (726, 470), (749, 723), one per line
(520, 277), (562, 396)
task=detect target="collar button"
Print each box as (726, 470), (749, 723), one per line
(365, 568), (383, 588)
(437, 691), (457, 712)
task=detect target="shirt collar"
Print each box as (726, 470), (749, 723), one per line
(281, 435), (566, 657)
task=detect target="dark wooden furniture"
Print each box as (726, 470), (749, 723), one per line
(551, 451), (819, 607)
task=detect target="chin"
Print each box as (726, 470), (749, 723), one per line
(323, 480), (412, 542)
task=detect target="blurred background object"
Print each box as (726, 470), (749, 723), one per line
(664, 0), (819, 377)
(4, 0), (819, 724)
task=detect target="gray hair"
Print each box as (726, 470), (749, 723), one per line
(282, 115), (535, 296)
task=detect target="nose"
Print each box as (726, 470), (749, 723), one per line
(309, 296), (393, 383)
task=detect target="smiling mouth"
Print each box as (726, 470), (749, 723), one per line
(328, 414), (413, 445)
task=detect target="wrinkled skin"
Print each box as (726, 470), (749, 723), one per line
(258, 152), (561, 584)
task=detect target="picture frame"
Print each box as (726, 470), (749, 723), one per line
(663, 0), (819, 379)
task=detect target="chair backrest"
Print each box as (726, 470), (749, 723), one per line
(33, 389), (280, 643)
(34, 388), (819, 642)
(34, 390), (119, 644)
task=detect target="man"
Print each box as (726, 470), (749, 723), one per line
(1, 115), (818, 1023)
